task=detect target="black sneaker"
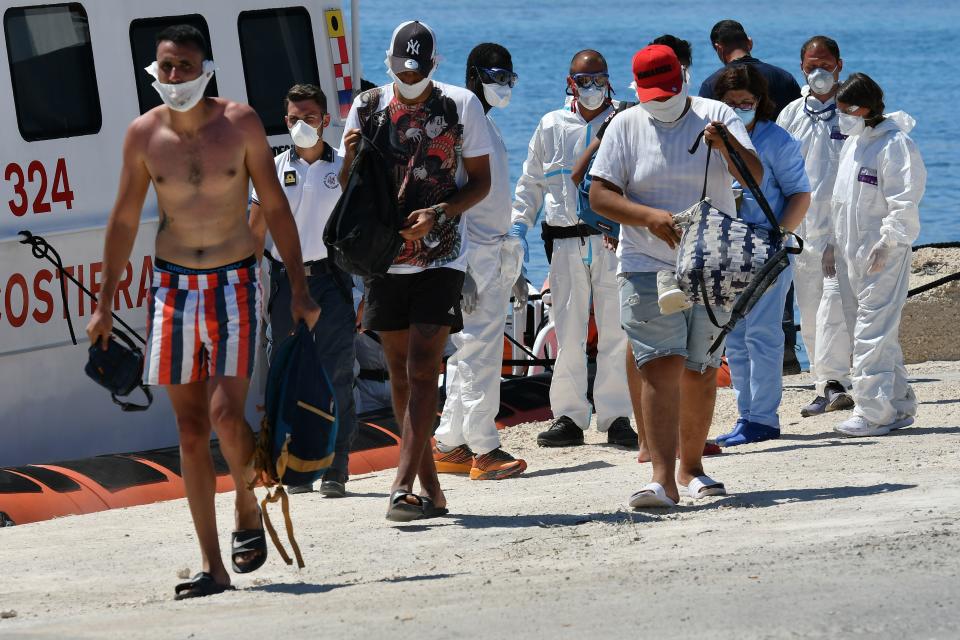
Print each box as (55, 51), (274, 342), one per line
(606, 417), (638, 449)
(800, 395), (827, 418)
(537, 416), (585, 447)
(286, 483), (314, 494)
(319, 469), (347, 498)
(824, 381), (855, 412)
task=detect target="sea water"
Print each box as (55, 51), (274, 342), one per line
(347, 0), (957, 289)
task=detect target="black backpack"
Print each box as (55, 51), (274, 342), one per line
(323, 132), (402, 277)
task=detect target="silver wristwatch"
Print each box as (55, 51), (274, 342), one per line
(431, 204), (450, 225)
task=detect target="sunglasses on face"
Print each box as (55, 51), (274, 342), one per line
(570, 72), (609, 90)
(477, 66), (518, 88)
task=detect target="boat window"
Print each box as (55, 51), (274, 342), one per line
(129, 15), (218, 115)
(238, 8), (320, 136)
(3, 3), (102, 141)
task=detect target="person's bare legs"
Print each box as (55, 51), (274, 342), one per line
(626, 346), (649, 461)
(207, 376), (260, 540)
(167, 382), (229, 586)
(381, 324), (450, 509)
(637, 355), (684, 502)
(677, 367), (718, 486)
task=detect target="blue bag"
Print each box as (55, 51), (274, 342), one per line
(253, 322), (338, 567)
(577, 154), (620, 237)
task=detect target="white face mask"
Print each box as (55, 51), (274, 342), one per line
(388, 69), (432, 99)
(289, 120), (320, 148)
(838, 112), (866, 137)
(482, 82), (512, 108)
(639, 83), (689, 123)
(577, 86), (606, 111)
(806, 67), (837, 95)
(145, 60), (215, 112)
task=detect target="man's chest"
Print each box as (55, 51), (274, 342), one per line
(146, 125), (246, 191)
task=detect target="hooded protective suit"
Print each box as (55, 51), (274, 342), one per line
(436, 115), (524, 454)
(830, 111), (925, 426)
(777, 87), (856, 393)
(511, 102), (632, 430)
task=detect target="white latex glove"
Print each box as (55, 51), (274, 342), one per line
(461, 271), (478, 315)
(866, 236), (893, 275)
(821, 244), (836, 278)
(512, 273), (528, 310)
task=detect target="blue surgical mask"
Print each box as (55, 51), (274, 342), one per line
(735, 107), (755, 127)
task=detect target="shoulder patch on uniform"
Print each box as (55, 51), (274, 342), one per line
(284, 170), (297, 186)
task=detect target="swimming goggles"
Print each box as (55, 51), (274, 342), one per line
(477, 66), (518, 88)
(570, 72), (609, 90)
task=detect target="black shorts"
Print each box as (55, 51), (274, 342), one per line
(363, 268), (465, 333)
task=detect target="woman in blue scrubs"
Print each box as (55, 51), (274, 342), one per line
(713, 65), (812, 446)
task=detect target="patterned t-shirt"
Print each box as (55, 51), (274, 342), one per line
(340, 81), (492, 273)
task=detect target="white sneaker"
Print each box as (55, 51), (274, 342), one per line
(888, 413), (915, 431)
(834, 415), (891, 437)
(656, 271), (692, 315)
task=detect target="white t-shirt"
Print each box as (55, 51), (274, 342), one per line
(250, 143), (343, 263)
(590, 97), (756, 273)
(339, 80), (492, 274)
(464, 114), (510, 245)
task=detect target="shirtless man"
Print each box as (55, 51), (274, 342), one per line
(86, 25), (318, 599)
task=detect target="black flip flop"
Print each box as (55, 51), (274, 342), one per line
(419, 496), (449, 519)
(231, 508), (268, 574)
(386, 490), (424, 522)
(174, 572), (235, 600)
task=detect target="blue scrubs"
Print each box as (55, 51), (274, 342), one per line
(727, 120), (810, 428)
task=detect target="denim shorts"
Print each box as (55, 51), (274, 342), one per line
(618, 271), (729, 373)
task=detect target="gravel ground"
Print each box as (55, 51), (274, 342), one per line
(1, 361), (958, 639)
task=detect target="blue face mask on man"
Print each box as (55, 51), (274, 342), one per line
(735, 107), (756, 128)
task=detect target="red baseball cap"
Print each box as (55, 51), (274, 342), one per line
(632, 44), (683, 102)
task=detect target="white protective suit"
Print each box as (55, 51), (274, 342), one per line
(830, 111), (925, 425)
(437, 115), (524, 454)
(511, 103), (632, 430)
(777, 87), (856, 392)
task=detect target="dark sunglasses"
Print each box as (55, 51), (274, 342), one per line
(476, 66), (518, 88)
(570, 72), (609, 89)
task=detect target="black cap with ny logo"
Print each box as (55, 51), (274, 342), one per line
(388, 21), (436, 76)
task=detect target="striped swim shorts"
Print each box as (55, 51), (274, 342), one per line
(144, 255), (261, 385)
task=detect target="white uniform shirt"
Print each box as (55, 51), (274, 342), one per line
(511, 102), (618, 229)
(250, 143), (343, 263)
(590, 97), (755, 272)
(777, 87), (847, 248)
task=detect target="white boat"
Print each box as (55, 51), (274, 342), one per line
(0, 0), (363, 468)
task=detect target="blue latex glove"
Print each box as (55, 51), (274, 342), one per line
(508, 222), (529, 262)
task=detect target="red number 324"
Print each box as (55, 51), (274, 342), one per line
(5, 158), (75, 216)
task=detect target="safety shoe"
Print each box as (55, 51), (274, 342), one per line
(319, 469), (347, 498)
(656, 271), (692, 315)
(824, 381), (855, 412)
(800, 395), (828, 418)
(433, 444), (475, 474)
(536, 416), (585, 447)
(606, 417), (639, 449)
(470, 448), (527, 480)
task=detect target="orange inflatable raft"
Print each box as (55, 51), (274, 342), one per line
(0, 374), (553, 527)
